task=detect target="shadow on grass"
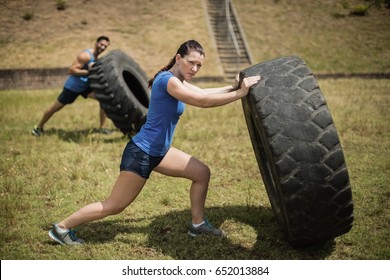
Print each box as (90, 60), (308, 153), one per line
(44, 128), (126, 143)
(81, 205), (335, 260)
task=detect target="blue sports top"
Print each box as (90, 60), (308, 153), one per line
(64, 49), (95, 92)
(132, 71), (186, 156)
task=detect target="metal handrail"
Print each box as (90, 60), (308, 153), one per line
(225, 0), (240, 73)
(225, 0), (240, 56)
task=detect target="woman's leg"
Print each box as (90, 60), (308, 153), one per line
(58, 171), (147, 229)
(153, 147), (211, 224)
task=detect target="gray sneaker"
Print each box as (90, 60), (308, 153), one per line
(98, 128), (112, 135)
(48, 224), (85, 245)
(188, 219), (224, 237)
(31, 126), (44, 137)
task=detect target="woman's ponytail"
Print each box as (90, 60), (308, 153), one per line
(148, 56), (176, 88)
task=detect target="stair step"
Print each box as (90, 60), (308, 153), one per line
(206, 0), (251, 79)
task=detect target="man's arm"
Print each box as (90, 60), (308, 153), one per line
(68, 51), (91, 76)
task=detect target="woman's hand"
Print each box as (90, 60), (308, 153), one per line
(232, 74), (240, 90)
(239, 75), (261, 97)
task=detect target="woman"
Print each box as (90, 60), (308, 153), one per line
(48, 40), (260, 245)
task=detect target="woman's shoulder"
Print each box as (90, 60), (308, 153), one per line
(155, 71), (174, 84)
(157, 70), (173, 79)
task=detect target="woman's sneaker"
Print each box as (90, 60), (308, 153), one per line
(48, 224), (85, 245)
(188, 219), (224, 237)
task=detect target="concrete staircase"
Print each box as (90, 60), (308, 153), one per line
(205, 0), (252, 80)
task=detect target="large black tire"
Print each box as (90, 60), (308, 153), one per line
(89, 50), (150, 134)
(240, 56), (354, 247)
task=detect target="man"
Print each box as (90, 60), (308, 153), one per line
(31, 35), (111, 137)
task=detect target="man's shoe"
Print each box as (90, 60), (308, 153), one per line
(31, 126), (44, 137)
(188, 219), (224, 237)
(98, 128), (112, 135)
(48, 223), (85, 245)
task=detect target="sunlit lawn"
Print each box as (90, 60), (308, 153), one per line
(0, 79), (389, 260)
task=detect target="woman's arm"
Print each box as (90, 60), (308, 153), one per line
(183, 75), (239, 95)
(168, 76), (260, 108)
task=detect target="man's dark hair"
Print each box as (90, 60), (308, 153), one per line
(96, 35), (110, 43)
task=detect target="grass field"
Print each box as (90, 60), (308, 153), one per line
(0, 0), (389, 262)
(0, 79), (389, 260)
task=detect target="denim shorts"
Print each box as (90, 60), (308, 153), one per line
(120, 140), (165, 179)
(57, 87), (93, 105)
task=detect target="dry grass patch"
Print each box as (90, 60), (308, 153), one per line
(234, 0), (390, 73)
(0, 0), (220, 77)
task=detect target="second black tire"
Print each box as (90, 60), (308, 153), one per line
(89, 50), (150, 135)
(241, 56), (354, 247)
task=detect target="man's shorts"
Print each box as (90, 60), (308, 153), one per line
(120, 140), (165, 179)
(57, 87), (93, 105)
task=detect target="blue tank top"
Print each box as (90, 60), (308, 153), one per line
(64, 49), (95, 92)
(132, 71), (186, 156)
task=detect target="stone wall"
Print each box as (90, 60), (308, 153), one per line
(0, 68), (226, 90)
(0, 68), (68, 90)
(0, 68), (388, 91)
